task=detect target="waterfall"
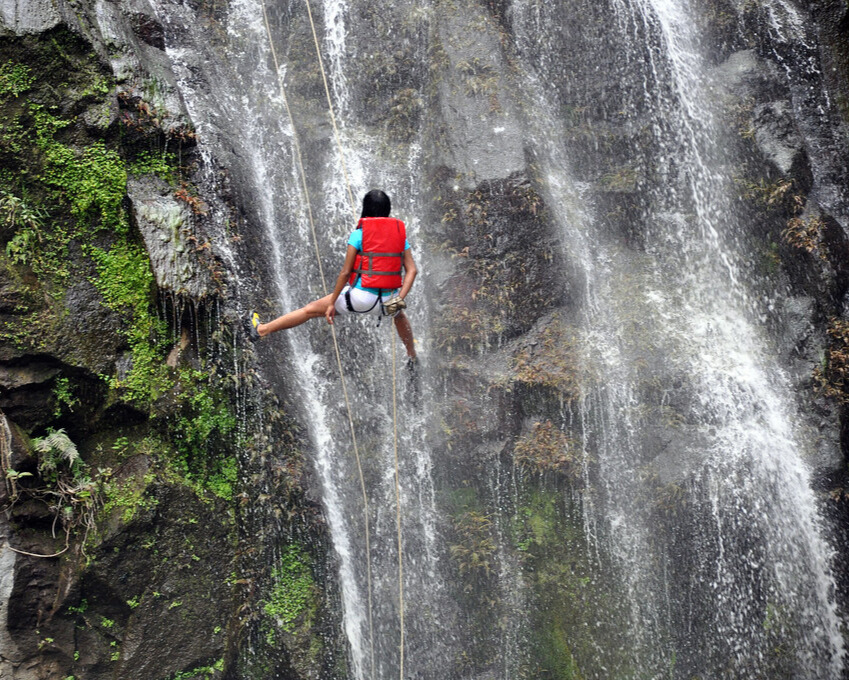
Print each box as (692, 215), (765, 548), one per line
(149, 0), (453, 677)
(511, 0), (845, 676)
(143, 0), (847, 675)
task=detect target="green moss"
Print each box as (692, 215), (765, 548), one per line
(0, 61), (36, 97)
(88, 241), (170, 403)
(127, 150), (178, 183)
(101, 472), (158, 524)
(51, 376), (79, 417)
(513, 421), (581, 479)
(539, 621), (584, 679)
(512, 487), (640, 678)
(262, 544), (317, 634)
(166, 658), (224, 680)
(169, 368), (238, 501)
(37, 130), (128, 233)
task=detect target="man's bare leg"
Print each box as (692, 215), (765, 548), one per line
(257, 294), (334, 336)
(393, 311), (416, 358)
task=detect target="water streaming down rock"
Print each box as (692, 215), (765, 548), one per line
(510, 0), (846, 676)
(146, 0), (458, 677)
(81, 0), (849, 675)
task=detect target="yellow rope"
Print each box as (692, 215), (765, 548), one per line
(302, 2), (406, 678)
(259, 3), (376, 676)
(390, 321), (405, 678)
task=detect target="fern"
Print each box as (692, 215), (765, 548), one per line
(33, 428), (80, 475)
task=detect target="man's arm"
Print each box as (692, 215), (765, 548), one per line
(398, 248), (417, 300)
(325, 245), (359, 324)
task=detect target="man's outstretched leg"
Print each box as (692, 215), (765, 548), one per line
(252, 294), (334, 338)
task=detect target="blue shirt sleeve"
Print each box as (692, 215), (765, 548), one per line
(347, 229), (362, 251)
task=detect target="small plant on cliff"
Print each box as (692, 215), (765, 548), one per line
(449, 511), (496, 587)
(513, 420), (581, 482)
(262, 544), (317, 634)
(88, 242), (169, 403)
(22, 429), (106, 552)
(0, 61), (35, 98)
(51, 376), (79, 417)
(170, 368), (238, 501)
(2, 190), (47, 265)
(737, 177), (793, 209)
(783, 214), (827, 261)
(34, 429), (81, 480)
(511, 317), (580, 399)
(814, 318), (849, 403)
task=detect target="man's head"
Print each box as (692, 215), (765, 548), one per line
(361, 189), (391, 218)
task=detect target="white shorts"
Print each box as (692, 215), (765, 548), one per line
(335, 285), (399, 316)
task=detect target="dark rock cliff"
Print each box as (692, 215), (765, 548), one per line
(1, 0), (848, 678)
(0, 1), (338, 678)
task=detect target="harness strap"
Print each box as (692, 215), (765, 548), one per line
(354, 268), (403, 276)
(355, 251), (404, 277)
(344, 287), (382, 315)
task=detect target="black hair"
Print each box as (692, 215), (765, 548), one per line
(361, 189), (391, 218)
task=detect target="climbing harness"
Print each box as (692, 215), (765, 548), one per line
(260, 2), (407, 678)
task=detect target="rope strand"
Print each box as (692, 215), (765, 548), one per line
(260, 3), (376, 676)
(302, 3), (406, 677)
(263, 2), (406, 677)
(391, 322), (405, 679)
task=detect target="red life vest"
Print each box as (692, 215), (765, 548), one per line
(349, 217), (406, 290)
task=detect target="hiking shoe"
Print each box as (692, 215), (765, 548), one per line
(245, 310), (261, 343)
(405, 355), (418, 376)
(405, 355), (420, 405)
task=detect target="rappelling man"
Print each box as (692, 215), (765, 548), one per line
(246, 189), (418, 359)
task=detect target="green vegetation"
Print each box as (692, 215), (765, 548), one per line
(513, 420), (581, 480)
(598, 164), (640, 192)
(815, 318), (849, 403)
(101, 471), (157, 524)
(0, 29), (308, 679)
(167, 658), (224, 680)
(783, 213), (827, 261)
(511, 316), (581, 398)
(511, 487), (633, 678)
(21, 429), (105, 547)
(169, 367), (238, 501)
(0, 67), (128, 281)
(51, 376), (79, 417)
(66, 599), (88, 615)
(449, 511), (496, 584)
(737, 176), (794, 210)
(128, 150), (178, 182)
(88, 241), (169, 403)
(0, 61), (36, 97)
(262, 544), (317, 634)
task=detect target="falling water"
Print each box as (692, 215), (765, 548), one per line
(148, 0), (455, 676)
(145, 0), (847, 675)
(511, 0), (845, 676)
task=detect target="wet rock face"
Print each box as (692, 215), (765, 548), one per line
(0, 0), (63, 35)
(4, 478), (234, 680)
(129, 176), (215, 298)
(432, 5), (526, 184)
(0, 0), (848, 676)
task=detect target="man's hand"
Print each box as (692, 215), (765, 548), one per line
(325, 303), (337, 325)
